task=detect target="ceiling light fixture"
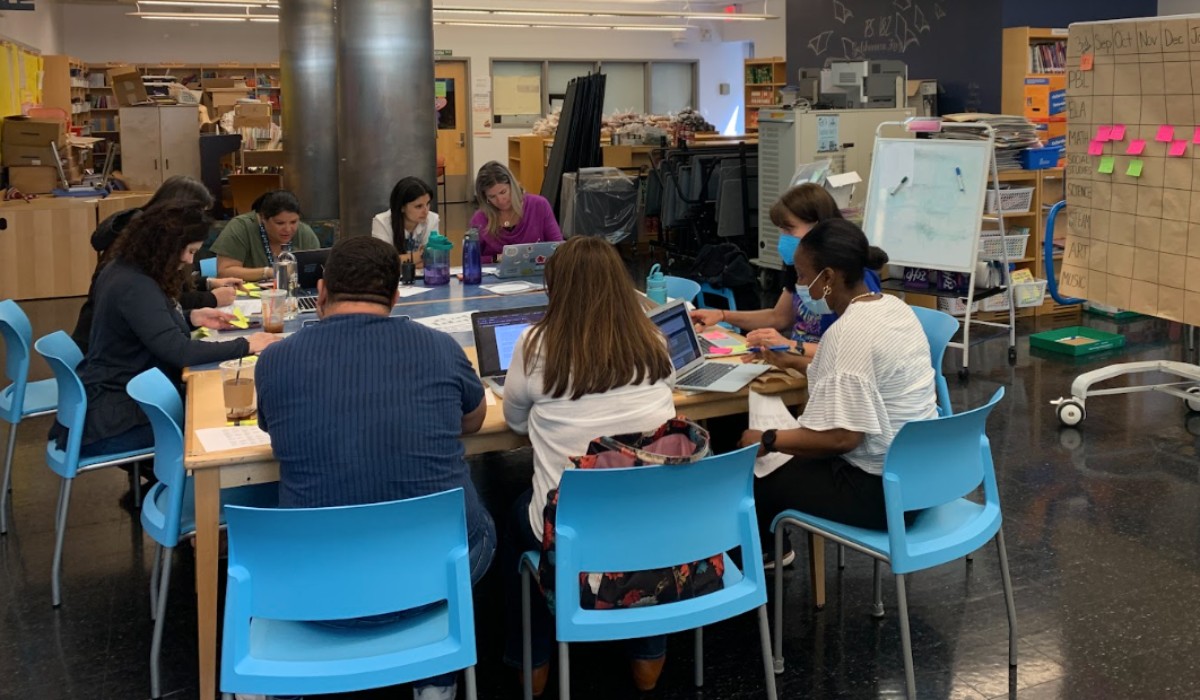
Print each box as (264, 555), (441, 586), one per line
(433, 19), (689, 31)
(432, 5), (775, 20)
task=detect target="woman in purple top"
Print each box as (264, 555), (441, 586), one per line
(468, 161), (563, 262)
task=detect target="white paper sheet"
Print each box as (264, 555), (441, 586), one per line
(480, 281), (543, 295)
(748, 391), (801, 478)
(485, 387), (497, 406)
(414, 311), (476, 334)
(233, 298), (262, 315)
(396, 285), (435, 298)
(195, 426), (271, 452)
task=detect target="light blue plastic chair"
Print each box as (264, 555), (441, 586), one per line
(220, 490), (479, 699)
(910, 305), (958, 417)
(664, 275), (701, 305)
(35, 331), (154, 607)
(770, 389), (1015, 700)
(126, 368), (277, 699)
(519, 445), (777, 700)
(0, 300), (58, 535)
(697, 283), (739, 332)
(199, 256), (217, 279)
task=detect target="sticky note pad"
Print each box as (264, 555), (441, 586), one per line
(1097, 156), (1115, 174)
(1126, 139), (1146, 155)
(1193, 127), (1200, 144)
(1088, 140), (1104, 156)
(1157, 125), (1175, 142)
(1080, 53), (1094, 71)
(229, 307), (249, 330)
(1126, 159), (1144, 178)
(1110, 124), (1125, 141)
(243, 283), (260, 291)
(1096, 125), (1113, 141)
(701, 331), (728, 341)
(1169, 140), (1188, 157)
(708, 346), (733, 355)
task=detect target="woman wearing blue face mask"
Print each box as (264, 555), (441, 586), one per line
(738, 219), (937, 560)
(689, 184), (883, 365)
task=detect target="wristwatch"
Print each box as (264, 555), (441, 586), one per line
(761, 428), (778, 453)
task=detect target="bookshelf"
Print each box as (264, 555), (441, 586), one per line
(1001, 27), (1068, 118)
(744, 57), (786, 133)
(42, 55), (90, 130)
(508, 134), (546, 196)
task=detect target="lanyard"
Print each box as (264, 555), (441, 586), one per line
(257, 219), (275, 266)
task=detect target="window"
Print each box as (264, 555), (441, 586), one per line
(491, 60), (543, 127)
(649, 62), (695, 114)
(599, 61), (645, 115)
(548, 61), (598, 112)
(490, 59), (697, 119)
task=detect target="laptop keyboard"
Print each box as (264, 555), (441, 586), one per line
(678, 362), (736, 388)
(297, 296), (318, 312)
(698, 336), (716, 354)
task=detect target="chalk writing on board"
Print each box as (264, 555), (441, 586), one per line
(913, 4), (930, 32)
(934, 3), (946, 20)
(841, 37), (864, 59)
(880, 15), (893, 37)
(896, 13), (920, 50)
(833, 0), (853, 24)
(864, 18), (876, 37)
(808, 30), (833, 56)
(894, 0), (912, 10)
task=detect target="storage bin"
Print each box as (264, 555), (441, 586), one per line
(977, 233), (1030, 260)
(1029, 326), (1126, 356)
(985, 186), (1035, 214)
(1020, 146), (1062, 170)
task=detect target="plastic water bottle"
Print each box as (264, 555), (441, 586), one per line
(274, 243), (298, 319)
(462, 228), (482, 285)
(646, 263), (667, 305)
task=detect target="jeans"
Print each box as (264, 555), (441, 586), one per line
(78, 423), (154, 458)
(501, 488), (667, 669)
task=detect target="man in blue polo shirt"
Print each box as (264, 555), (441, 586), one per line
(255, 236), (492, 700)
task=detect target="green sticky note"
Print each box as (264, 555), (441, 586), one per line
(1126, 159), (1144, 177)
(435, 81), (447, 98)
(1098, 155), (1115, 174)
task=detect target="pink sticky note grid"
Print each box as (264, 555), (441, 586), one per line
(1088, 140), (1104, 156)
(1170, 140), (1188, 157)
(1110, 124), (1126, 141)
(1096, 125), (1113, 141)
(1193, 127), (1200, 145)
(1126, 139), (1146, 155)
(1157, 125), (1175, 142)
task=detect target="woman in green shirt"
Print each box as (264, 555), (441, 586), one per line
(210, 190), (321, 281)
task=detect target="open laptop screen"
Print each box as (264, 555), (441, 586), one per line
(647, 301), (701, 371)
(471, 306), (548, 377)
(294, 248), (331, 290)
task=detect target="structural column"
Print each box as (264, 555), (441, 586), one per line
(337, 0), (437, 238)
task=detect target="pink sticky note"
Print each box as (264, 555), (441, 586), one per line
(1126, 139), (1147, 155)
(701, 331), (728, 341)
(708, 346), (733, 355)
(1169, 140), (1188, 157)
(1110, 124), (1126, 141)
(1088, 140), (1104, 156)
(1096, 125), (1113, 141)
(1157, 125), (1175, 142)
(1193, 127), (1200, 144)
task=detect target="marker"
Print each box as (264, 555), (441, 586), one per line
(955, 167), (965, 192)
(747, 345), (793, 353)
(889, 176), (909, 196)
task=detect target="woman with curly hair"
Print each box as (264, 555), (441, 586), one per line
(53, 202), (280, 458)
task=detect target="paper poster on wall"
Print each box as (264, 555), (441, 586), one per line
(472, 75), (492, 138)
(817, 114), (840, 153)
(493, 74), (541, 115)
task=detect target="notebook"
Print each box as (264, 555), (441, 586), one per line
(293, 248), (331, 313)
(470, 305), (548, 397)
(648, 300), (769, 393)
(495, 241), (561, 278)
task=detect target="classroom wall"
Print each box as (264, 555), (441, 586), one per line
(0, 0), (64, 54)
(1002, 0), (1159, 28)
(717, 1), (788, 59)
(1159, 0), (1200, 15)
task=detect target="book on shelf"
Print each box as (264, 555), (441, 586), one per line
(1029, 41), (1066, 74)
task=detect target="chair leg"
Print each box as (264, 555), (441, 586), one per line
(149, 544), (162, 620)
(521, 566), (533, 700)
(995, 528), (1019, 667)
(871, 560), (884, 618)
(558, 642), (570, 700)
(51, 478), (73, 608)
(132, 462), (143, 509)
(809, 533), (825, 609)
(837, 543), (845, 569)
(150, 546), (173, 699)
(756, 604), (779, 700)
(772, 526), (785, 674)
(0, 421), (16, 535)
(895, 574), (916, 700)
(464, 665), (478, 700)
(693, 627), (703, 687)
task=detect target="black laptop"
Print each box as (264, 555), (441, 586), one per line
(294, 248), (331, 312)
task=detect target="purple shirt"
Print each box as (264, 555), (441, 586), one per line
(469, 193), (563, 261)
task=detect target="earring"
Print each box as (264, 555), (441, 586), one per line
(823, 284), (833, 297)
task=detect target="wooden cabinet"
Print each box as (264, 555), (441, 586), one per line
(0, 198), (97, 300)
(42, 55), (89, 127)
(508, 134), (546, 195)
(119, 106), (201, 192)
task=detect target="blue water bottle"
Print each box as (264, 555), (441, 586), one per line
(646, 263), (667, 304)
(462, 228), (482, 285)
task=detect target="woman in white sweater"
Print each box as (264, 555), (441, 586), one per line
(501, 236), (677, 696)
(370, 176), (439, 266)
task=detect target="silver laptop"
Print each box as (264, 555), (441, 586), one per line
(495, 241), (561, 278)
(470, 305), (547, 397)
(648, 299), (769, 393)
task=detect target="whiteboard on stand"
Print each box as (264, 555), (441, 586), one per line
(863, 138), (992, 273)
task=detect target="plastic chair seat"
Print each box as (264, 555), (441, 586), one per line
(44, 441), (151, 479)
(0, 378), (57, 419)
(142, 480), (278, 546)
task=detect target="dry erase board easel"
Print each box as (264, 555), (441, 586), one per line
(863, 138), (992, 274)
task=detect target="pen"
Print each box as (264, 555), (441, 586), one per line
(889, 176), (909, 196)
(955, 167), (965, 192)
(747, 345), (793, 353)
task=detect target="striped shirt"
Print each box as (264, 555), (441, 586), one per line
(256, 313), (489, 535)
(800, 295), (937, 475)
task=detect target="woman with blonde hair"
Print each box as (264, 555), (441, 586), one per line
(467, 160), (562, 262)
(500, 236), (676, 696)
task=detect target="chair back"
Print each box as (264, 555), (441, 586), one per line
(223, 489), (473, 623)
(199, 256), (218, 279)
(229, 173), (283, 215)
(664, 276), (701, 305)
(698, 282), (738, 312)
(909, 306), (957, 416)
(126, 368), (187, 544)
(34, 332), (86, 472)
(0, 300), (34, 423)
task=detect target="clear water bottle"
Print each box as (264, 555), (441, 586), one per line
(646, 263), (667, 305)
(274, 243), (298, 319)
(462, 228), (482, 285)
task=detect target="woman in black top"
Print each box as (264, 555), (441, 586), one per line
(55, 202), (280, 458)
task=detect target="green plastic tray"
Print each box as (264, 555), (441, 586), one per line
(1028, 326), (1126, 357)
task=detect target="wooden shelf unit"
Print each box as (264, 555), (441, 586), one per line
(42, 55), (91, 130)
(744, 57), (787, 132)
(507, 134), (546, 196)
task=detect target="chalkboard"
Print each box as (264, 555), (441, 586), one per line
(862, 137), (992, 273)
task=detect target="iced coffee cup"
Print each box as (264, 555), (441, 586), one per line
(261, 289), (288, 334)
(220, 357), (257, 421)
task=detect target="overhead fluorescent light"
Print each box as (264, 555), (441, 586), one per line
(432, 5), (775, 20)
(434, 19), (688, 31)
(136, 0), (273, 7)
(141, 15), (250, 21)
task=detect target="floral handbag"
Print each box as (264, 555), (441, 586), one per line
(538, 418), (726, 612)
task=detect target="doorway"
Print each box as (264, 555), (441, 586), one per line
(436, 59), (472, 247)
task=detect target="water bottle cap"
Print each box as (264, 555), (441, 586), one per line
(648, 263), (663, 282)
(426, 232), (453, 251)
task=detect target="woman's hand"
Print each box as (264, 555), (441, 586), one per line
(211, 286), (237, 307)
(207, 276), (246, 291)
(189, 308), (236, 330)
(744, 328), (793, 350)
(689, 308), (725, 331)
(744, 347), (808, 373)
(739, 429), (766, 457)
(246, 332), (282, 354)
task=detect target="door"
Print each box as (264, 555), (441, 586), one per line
(435, 60), (470, 245)
(159, 105), (202, 183)
(118, 107), (162, 192)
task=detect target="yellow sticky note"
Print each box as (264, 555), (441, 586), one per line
(1126, 159), (1144, 177)
(236, 290), (262, 298)
(243, 282), (260, 291)
(1097, 156), (1115, 174)
(228, 307), (249, 330)
(225, 418), (258, 427)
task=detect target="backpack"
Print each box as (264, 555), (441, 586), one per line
(691, 243), (759, 312)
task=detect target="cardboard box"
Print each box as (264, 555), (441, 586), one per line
(7, 166), (59, 194)
(108, 66), (152, 107)
(1, 143), (61, 167)
(233, 102), (272, 129)
(1023, 76), (1066, 122)
(2, 117), (66, 147)
(206, 87), (250, 120)
(203, 77), (240, 89)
